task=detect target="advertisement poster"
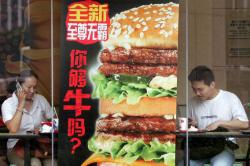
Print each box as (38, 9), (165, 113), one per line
(59, 0), (179, 165)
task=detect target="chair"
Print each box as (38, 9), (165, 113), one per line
(235, 138), (250, 166)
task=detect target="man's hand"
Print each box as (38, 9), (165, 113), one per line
(188, 118), (197, 127)
(205, 121), (221, 131)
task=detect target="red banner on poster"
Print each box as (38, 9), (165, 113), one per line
(66, 1), (110, 44)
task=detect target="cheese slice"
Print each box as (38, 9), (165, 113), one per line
(149, 75), (177, 90)
(81, 154), (167, 166)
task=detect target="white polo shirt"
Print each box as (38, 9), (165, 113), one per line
(1, 93), (53, 149)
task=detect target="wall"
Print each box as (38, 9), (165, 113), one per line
(178, 0), (250, 113)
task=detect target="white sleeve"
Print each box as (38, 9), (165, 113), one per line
(231, 94), (248, 122)
(39, 95), (53, 119)
(1, 100), (16, 123)
(188, 98), (195, 119)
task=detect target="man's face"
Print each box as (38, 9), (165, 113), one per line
(21, 76), (37, 100)
(191, 80), (215, 100)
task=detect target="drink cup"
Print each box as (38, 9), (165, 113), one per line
(178, 117), (188, 131)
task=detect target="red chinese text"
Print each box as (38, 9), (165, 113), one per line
(63, 89), (91, 117)
(66, 1), (110, 44)
(68, 118), (85, 137)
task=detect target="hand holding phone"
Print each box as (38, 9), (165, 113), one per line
(16, 79), (26, 108)
(16, 80), (23, 93)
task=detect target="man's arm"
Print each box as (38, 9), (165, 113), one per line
(206, 92), (249, 131)
(206, 119), (249, 131)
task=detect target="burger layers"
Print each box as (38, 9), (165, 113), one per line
(82, 3), (179, 166)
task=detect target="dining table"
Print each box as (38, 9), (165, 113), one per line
(175, 130), (250, 166)
(0, 131), (58, 166)
(0, 132), (40, 166)
(176, 130), (250, 138)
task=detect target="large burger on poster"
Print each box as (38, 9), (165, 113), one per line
(83, 2), (179, 166)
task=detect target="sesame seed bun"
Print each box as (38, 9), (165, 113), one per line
(103, 3), (179, 50)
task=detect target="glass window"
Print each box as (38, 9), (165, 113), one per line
(0, 0), (59, 165)
(178, 0), (250, 165)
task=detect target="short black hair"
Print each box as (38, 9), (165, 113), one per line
(18, 70), (38, 85)
(188, 66), (215, 86)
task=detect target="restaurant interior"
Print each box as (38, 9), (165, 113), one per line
(177, 0), (250, 165)
(0, 0), (60, 165)
(0, 0), (249, 166)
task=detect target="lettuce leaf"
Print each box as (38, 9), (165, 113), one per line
(91, 73), (177, 105)
(88, 136), (175, 165)
(121, 85), (146, 105)
(163, 153), (175, 166)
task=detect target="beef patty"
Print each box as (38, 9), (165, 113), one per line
(97, 116), (176, 133)
(99, 63), (177, 77)
(100, 47), (177, 65)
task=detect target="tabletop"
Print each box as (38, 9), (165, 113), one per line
(175, 131), (250, 138)
(0, 132), (40, 139)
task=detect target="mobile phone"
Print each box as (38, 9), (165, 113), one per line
(16, 79), (23, 92)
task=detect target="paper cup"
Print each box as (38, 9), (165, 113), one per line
(178, 117), (188, 131)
